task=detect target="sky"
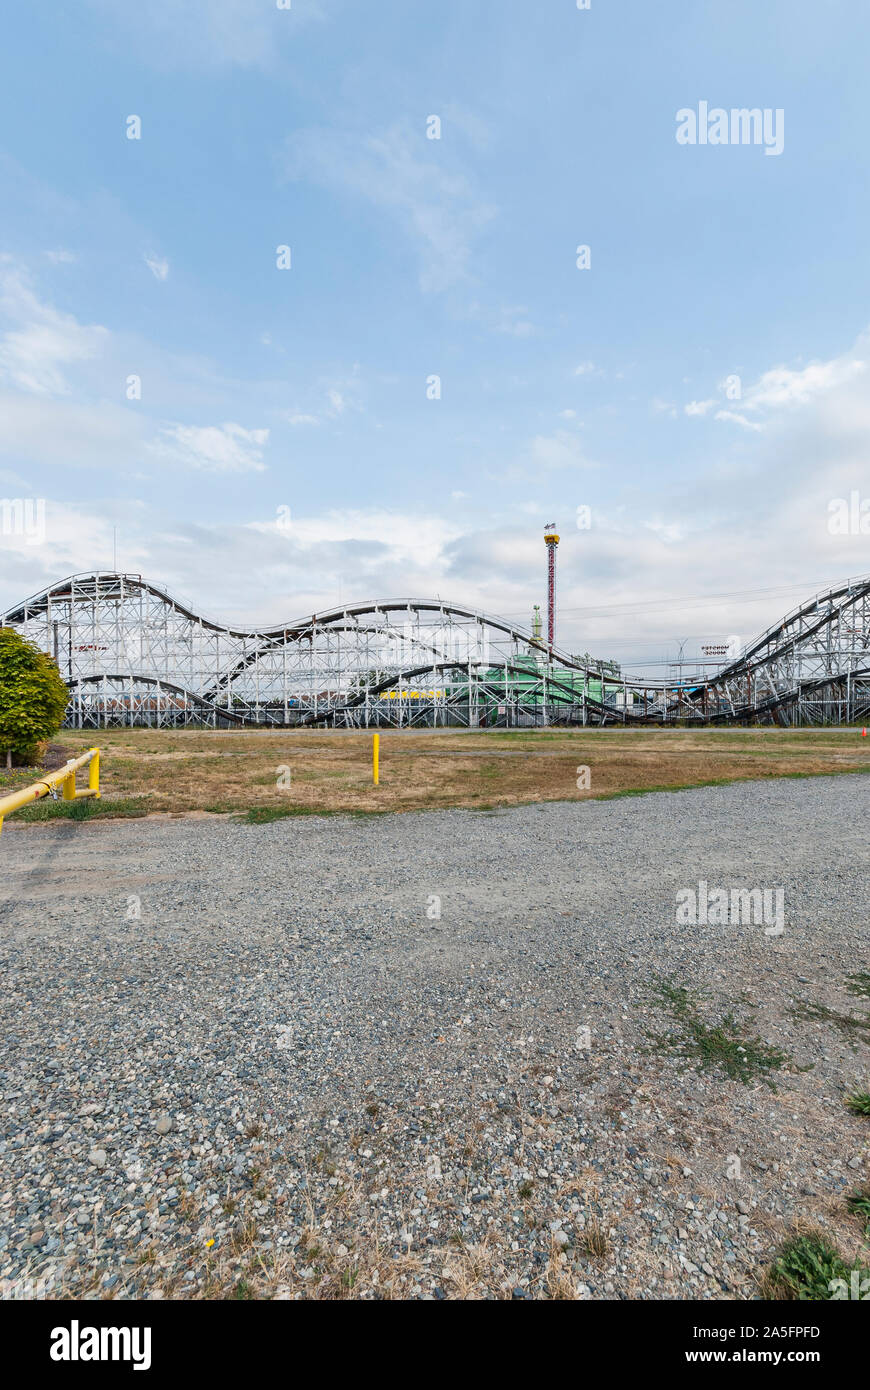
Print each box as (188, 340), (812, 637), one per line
(1, 0), (869, 677)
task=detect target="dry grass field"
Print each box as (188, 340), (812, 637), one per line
(5, 726), (869, 823)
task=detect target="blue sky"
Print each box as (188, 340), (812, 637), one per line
(1, 0), (869, 673)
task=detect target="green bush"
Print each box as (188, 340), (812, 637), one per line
(0, 627), (69, 766)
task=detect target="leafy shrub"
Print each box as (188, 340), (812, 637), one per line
(0, 627), (69, 766)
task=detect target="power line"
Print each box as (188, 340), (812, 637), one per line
(500, 577), (838, 620)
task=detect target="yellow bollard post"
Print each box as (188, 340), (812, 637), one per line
(62, 764), (76, 800)
(88, 748), (100, 799)
(373, 732), (379, 786)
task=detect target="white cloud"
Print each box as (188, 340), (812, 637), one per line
(494, 305), (534, 337)
(714, 409), (764, 432)
(744, 357), (866, 411)
(0, 263), (108, 395)
(144, 254), (169, 282)
(87, 0), (325, 70)
(0, 391), (148, 467)
(684, 399), (714, 416)
(574, 361), (596, 376)
(642, 517), (688, 544)
(0, 499), (122, 572)
(708, 347), (869, 433)
(151, 421), (269, 473)
(245, 508), (463, 597)
(282, 122), (496, 293)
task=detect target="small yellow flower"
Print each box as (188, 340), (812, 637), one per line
(205, 1239), (215, 1248)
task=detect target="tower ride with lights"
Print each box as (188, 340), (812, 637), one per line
(543, 523), (560, 651)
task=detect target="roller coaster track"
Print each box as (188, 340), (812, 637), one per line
(3, 571), (869, 728)
(68, 673), (251, 726)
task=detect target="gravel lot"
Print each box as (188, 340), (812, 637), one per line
(1, 776), (868, 1300)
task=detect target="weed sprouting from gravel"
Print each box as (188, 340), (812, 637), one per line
(788, 998), (870, 1046)
(648, 979), (791, 1088)
(229, 1218), (258, 1255)
(762, 1232), (864, 1300)
(845, 1089), (870, 1116)
(845, 971), (870, 1000)
(579, 1217), (610, 1260)
(846, 1189), (870, 1238)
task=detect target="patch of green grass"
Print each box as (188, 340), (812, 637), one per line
(763, 1232), (867, 1300)
(649, 979), (792, 1088)
(241, 804), (387, 824)
(242, 804), (338, 823)
(846, 1189), (870, 1238)
(13, 796), (151, 823)
(596, 764), (870, 802)
(845, 1089), (870, 1116)
(845, 971), (870, 1000)
(598, 778), (733, 800)
(0, 767), (44, 790)
(788, 999), (870, 1046)
(774, 764), (870, 780)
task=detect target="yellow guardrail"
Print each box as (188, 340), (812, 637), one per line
(0, 747), (100, 834)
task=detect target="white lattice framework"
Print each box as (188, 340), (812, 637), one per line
(2, 571), (869, 728)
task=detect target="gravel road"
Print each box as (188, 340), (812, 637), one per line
(1, 776), (868, 1300)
